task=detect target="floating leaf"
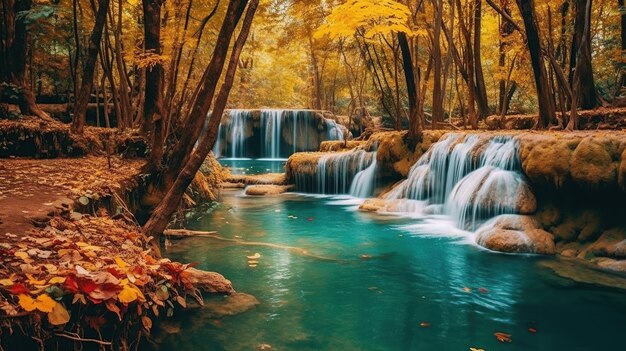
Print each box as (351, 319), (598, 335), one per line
(419, 322), (431, 327)
(495, 332), (512, 343)
(528, 327), (537, 333)
(462, 287), (472, 293)
(48, 302), (70, 325)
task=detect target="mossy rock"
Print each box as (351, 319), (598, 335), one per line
(570, 137), (617, 190)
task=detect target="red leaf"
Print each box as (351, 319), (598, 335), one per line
(6, 283), (29, 295)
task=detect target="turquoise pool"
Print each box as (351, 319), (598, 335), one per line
(155, 190), (626, 351)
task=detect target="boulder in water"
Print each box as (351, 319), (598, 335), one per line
(245, 185), (293, 196)
(204, 292), (260, 318)
(476, 215), (556, 254)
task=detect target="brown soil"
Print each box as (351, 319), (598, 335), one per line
(0, 156), (144, 235)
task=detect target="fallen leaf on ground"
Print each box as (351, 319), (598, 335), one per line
(48, 302), (70, 325)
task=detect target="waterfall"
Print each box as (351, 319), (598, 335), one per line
(385, 133), (530, 230)
(213, 109), (250, 159)
(213, 109), (344, 159)
(261, 110), (282, 159)
(294, 149), (377, 197)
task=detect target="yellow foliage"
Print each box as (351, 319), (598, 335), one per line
(18, 294), (56, 313)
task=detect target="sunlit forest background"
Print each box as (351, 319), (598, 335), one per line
(8, 0), (624, 129)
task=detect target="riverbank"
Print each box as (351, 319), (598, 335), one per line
(0, 120), (239, 349)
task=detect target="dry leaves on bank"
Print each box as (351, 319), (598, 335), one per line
(0, 215), (206, 332)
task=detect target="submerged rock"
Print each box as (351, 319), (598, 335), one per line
(475, 215), (556, 254)
(245, 184), (293, 196)
(204, 292), (260, 318)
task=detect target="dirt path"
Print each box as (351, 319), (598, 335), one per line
(0, 157), (144, 235)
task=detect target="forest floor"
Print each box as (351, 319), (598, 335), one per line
(0, 156), (144, 235)
(0, 134), (234, 348)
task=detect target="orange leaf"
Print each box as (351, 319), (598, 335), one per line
(18, 294), (56, 312)
(48, 302), (70, 325)
(141, 316), (152, 332)
(494, 332), (512, 343)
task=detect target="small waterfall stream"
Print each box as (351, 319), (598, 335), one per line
(384, 133), (530, 230)
(213, 109), (344, 159)
(294, 149), (378, 197)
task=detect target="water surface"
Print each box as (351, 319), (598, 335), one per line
(157, 190), (626, 351)
(219, 158), (286, 175)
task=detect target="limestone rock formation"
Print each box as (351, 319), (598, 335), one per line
(475, 215), (556, 254)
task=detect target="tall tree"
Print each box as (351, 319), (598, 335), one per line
(568, 0), (597, 108)
(515, 0), (555, 128)
(144, 0), (259, 254)
(473, 0), (489, 118)
(142, 0), (165, 168)
(71, 0), (111, 133)
(0, 0), (53, 121)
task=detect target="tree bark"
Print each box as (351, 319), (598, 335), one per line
(72, 0), (110, 133)
(143, 0), (258, 255)
(160, 0), (248, 185)
(398, 32), (422, 141)
(473, 0), (490, 118)
(143, 0), (165, 169)
(1, 0), (54, 121)
(516, 0), (556, 128)
(568, 0), (597, 108)
(431, 0), (444, 124)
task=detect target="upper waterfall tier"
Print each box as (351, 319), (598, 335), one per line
(213, 109), (348, 159)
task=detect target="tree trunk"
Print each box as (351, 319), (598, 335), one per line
(72, 0), (110, 133)
(516, 0), (556, 128)
(398, 32), (422, 141)
(474, 0), (490, 118)
(143, 0), (258, 255)
(142, 0), (166, 169)
(568, 0), (597, 108)
(1, 0), (53, 121)
(159, 0), (249, 187)
(431, 0), (444, 124)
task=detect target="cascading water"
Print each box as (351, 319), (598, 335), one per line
(385, 133), (531, 230)
(294, 149), (378, 197)
(213, 109), (344, 159)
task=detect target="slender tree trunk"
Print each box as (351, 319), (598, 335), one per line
(567, 0), (593, 129)
(72, 0), (110, 133)
(143, 0), (258, 254)
(473, 0), (490, 118)
(568, 0), (597, 108)
(142, 0), (166, 168)
(516, 0), (556, 128)
(160, 0), (248, 188)
(432, 0), (444, 124)
(398, 32), (422, 141)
